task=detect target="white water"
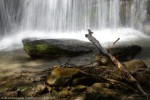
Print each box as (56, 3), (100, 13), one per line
(0, 28), (149, 51)
(20, 0), (147, 31)
(0, 0), (149, 51)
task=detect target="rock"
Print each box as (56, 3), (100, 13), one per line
(58, 88), (73, 97)
(71, 77), (98, 86)
(107, 45), (142, 61)
(46, 67), (80, 87)
(92, 83), (109, 89)
(132, 69), (150, 87)
(46, 67), (98, 87)
(22, 38), (93, 58)
(71, 85), (87, 92)
(96, 65), (123, 81)
(75, 95), (86, 100)
(18, 86), (35, 97)
(34, 84), (49, 94)
(6, 86), (17, 92)
(85, 86), (121, 100)
(121, 94), (145, 100)
(124, 59), (147, 71)
(95, 54), (113, 65)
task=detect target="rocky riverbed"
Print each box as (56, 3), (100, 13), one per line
(0, 47), (150, 99)
(0, 58), (150, 99)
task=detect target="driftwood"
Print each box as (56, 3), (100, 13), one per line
(85, 29), (148, 100)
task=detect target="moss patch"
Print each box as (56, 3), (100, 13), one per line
(23, 43), (89, 58)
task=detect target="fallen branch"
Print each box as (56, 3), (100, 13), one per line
(113, 38), (120, 45)
(85, 29), (148, 100)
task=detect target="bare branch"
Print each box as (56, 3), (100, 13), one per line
(113, 38), (120, 45)
(85, 29), (148, 100)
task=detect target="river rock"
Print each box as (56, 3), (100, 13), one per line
(71, 85), (87, 92)
(34, 84), (49, 94)
(132, 69), (150, 87)
(124, 59), (147, 71)
(107, 45), (142, 61)
(46, 67), (98, 87)
(95, 54), (113, 65)
(22, 38), (93, 58)
(85, 85), (121, 100)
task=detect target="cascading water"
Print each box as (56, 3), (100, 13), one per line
(0, 0), (149, 50)
(20, 0), (147, 31)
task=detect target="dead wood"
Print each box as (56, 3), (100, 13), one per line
(85, 29), (148, 100)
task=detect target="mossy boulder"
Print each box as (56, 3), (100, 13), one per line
(22, 38), (93, 58)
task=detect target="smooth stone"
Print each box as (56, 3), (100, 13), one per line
(22, 38), (93, 58)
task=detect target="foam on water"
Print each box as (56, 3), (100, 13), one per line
(0, 28), (149, 51)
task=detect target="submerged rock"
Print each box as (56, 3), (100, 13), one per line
(22, 38), (93, 58)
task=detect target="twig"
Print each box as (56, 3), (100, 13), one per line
(113, 38), (120, 45)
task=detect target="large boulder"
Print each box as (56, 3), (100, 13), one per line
(22, 38), (94, 58)
(107, 45), (142, 61)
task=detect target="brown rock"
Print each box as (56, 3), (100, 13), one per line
(46, 67), (98, 87)
(124, 59), (147, 71)
(71, 85), (87, 92)
(46, 67), (80, 87)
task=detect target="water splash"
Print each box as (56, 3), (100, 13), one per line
(0, 28), (149, 51)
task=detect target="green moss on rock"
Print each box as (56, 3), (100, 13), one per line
(23, 39), (93, 58)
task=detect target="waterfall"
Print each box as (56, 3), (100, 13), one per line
(0, 0), (148, 33)
(0, 0), (149, 50)
(19, 0), (147, 32)
(0, 0), (24, 36)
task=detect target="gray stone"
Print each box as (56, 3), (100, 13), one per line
(22, 38), (94, 58)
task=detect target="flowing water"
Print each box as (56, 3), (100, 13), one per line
(0, 0), (149, 51)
